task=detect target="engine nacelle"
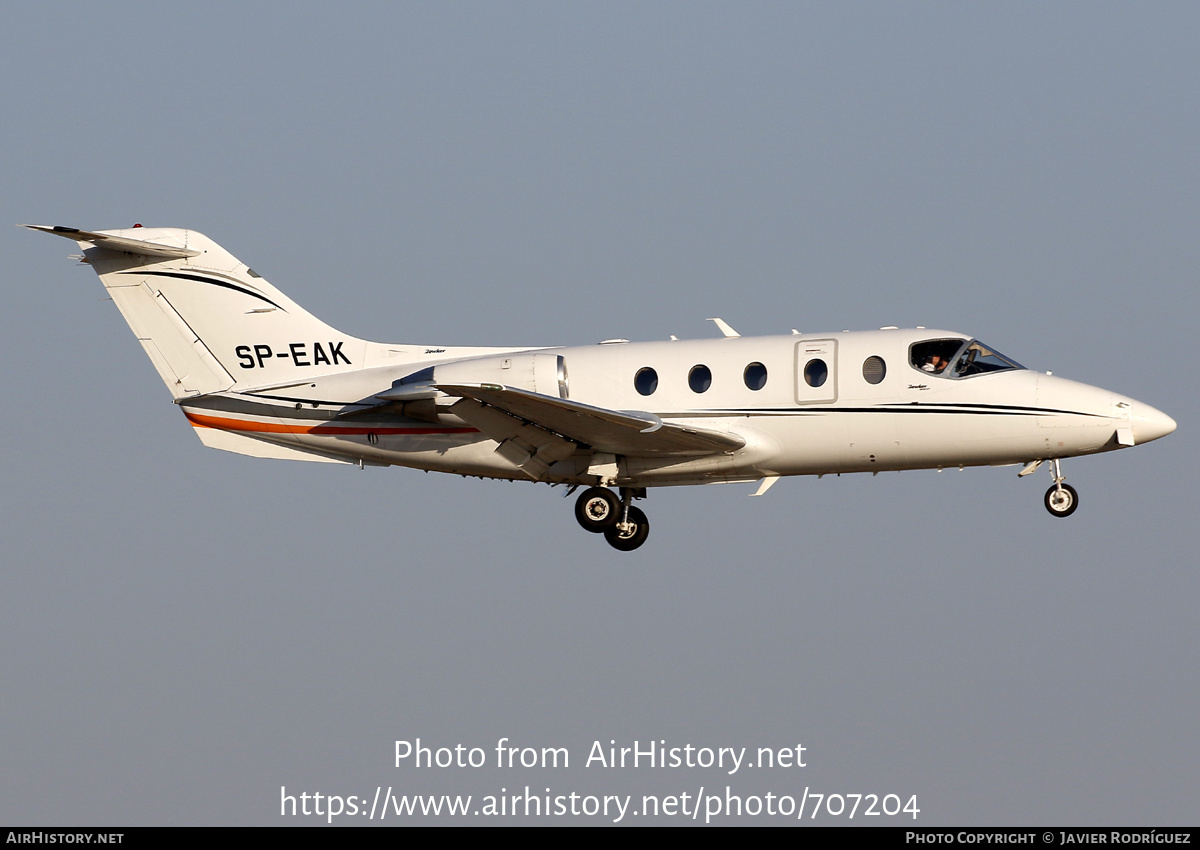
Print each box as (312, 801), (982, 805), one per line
(375, 351), (569, 426)
(432, 351), (568, 398)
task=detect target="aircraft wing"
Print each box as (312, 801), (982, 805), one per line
(435, 383), (745, 458)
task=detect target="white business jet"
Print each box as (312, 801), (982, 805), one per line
(27, 225), (1176, 551)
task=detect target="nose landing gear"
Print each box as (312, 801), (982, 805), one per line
(1043, 459), (1079, 518)
(573, 486), (649, 550)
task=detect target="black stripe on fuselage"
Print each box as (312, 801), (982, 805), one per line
(242, 392), (371, 408)
(122, 270), (285, 311)
(185, 394), (1109, 426)
(181, 394), (375, 422)
(879, 401), (1109, 417)
(658, 404), (1110, 419)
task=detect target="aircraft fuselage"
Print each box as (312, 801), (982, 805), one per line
(27, 224), (1176, 550)
(176, 329), (1172, 488)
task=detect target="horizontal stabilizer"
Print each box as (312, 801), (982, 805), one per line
(436, 383), (745, 457)
(192, 424), (350, 464)
(21, 225), (200, 259)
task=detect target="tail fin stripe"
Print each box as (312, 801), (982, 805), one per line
(123, 270), (285, 311)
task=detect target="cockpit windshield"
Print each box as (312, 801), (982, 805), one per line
(910, 338), (1024, 378)
(951, 340), (1024, 377)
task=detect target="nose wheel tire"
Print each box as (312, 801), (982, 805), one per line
(604, 506), (650, 551)
(1044, 483), (1079, 518)
(575, 487), (620, 532)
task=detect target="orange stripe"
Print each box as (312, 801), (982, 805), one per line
(185, 411), (477, 436)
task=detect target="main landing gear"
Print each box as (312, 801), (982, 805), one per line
(1042, 458), (1079, 518)
(574, 486), (650, 551)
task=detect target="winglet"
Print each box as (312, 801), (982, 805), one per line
(707, 317), (740, 338)
(21, 224), (201, 259)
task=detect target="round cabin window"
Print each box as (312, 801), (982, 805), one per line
(862, 356), (886, 385)
(688, 364), (712, 393)
(744, 362), (767, 390)
(804, 358), (828, 388)
(634, 367), (658, 396)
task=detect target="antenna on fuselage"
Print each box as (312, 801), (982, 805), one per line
(707, 317), (740, 338)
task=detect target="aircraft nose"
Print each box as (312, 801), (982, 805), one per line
(1129, 403), (1176, 445)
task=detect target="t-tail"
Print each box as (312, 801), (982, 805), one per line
(23, 225), (372, 398)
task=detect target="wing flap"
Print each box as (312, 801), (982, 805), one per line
(437, 383), (745, 457)
(448, 399), (578, 480)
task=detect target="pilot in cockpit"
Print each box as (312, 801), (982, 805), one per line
(921, 353), (950, 374)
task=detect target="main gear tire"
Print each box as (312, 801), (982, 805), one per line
(603, 506), (650, 551)
(575, 487), (620, 532)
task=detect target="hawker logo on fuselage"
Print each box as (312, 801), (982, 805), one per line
(235, 342), (351, 369)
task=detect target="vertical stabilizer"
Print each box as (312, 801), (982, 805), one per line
(26, 226), (371, 399)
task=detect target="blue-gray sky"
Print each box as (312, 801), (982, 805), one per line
(3, 1), (1197, 825)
